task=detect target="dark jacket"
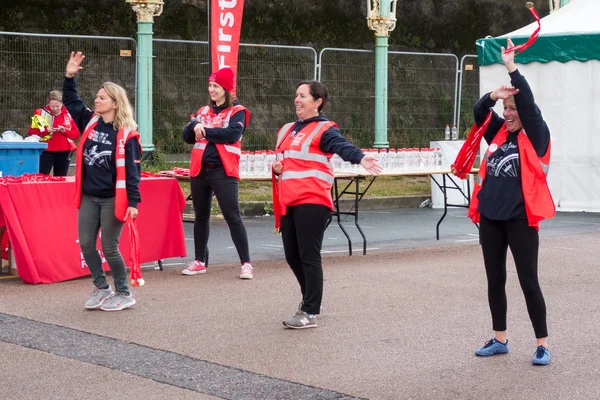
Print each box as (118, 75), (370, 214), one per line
(62, 77), (141, 207)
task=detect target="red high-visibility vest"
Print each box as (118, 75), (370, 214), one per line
(468, 124), (555, 230)
(74, 114), (141, 222)
(274, 120), (337, 217)
(190, 104), (250, 180)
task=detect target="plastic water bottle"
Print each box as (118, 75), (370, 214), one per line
(240, 151), (248, 177)
(451, 123), (458, 140)
(434, 148), (443, 169)
(444, 124), (450, 141)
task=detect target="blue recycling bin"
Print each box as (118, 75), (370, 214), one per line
(0, 142), (48, 177)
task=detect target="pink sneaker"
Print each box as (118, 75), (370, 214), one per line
(240, 262), (253, 279)
(181, 260), (206, 275)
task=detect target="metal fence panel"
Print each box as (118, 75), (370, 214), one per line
(319, 48), (459, 148)
(152, 40), (317, 157)
(0, 32), (136, 136)
(457, 55), (480, 136)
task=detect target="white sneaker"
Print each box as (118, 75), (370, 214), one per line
(240, 262), (253, 279)
(84, 286), (114, 309)
(100, 292), (136, 312)
(182, 260), (206, 275)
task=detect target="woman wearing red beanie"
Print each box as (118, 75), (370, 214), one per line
(181, 67), (253, 279)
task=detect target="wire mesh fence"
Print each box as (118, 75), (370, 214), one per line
(0, 32), (479, 159)
(152, 40), (317, 159)
(319, 48), (459, 149)
(0, 32), (136, 135)
(457, 55), (480, 138)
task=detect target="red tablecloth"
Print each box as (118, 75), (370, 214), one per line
(0, 177), (187, 284)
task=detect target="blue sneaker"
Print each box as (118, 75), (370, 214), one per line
(475, 338), (509, 356)
(532, 346), (551, 365)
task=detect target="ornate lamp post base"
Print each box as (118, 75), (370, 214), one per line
(367, 0), (397, 149)
(126, 0), (164, 154)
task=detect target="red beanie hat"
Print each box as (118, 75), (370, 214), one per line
(208, 67), (234, 92)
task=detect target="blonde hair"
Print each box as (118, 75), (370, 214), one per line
(100, 82), (137, 131)
(48, 90), (62, 103)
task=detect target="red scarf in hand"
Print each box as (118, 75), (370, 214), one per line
(126, 217), (144, 287)
(451, 111), (493, 179)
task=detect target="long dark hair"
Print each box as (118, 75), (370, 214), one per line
(207, 90), (235, 108)
(297, 80), (328, 113)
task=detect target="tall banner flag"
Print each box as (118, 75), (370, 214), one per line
(210, 0), (245, 95)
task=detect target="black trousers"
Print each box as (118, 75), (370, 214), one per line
(280, 204), (331, 315)
(479, 216), (548, 338)
(39, 150), (71, 176)
(190, 165), (250, 264)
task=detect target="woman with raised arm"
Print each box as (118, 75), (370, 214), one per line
(63, 51), (142, 312)
(272, 80), (382, 329)
(470, 38), (555, 365)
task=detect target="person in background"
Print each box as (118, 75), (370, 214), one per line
(181, 67), (254, 280)
(63, 51), (142, 312)
(470, 38), (555, 365)
(272, 80), (382, 329)
(29, 90), (80, 176)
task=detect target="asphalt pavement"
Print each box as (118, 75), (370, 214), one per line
(1, 208), (600, 399)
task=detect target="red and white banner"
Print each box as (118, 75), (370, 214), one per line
(211, 0), (245, 95)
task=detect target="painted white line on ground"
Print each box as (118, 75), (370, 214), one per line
(455, 239), (479, 242)
(321, 247), (380, 254)
(559, 220), (599, 225)
(262, 244), (284, 248)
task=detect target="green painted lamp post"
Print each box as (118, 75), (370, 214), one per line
(367, 0), (397, 149)
(126, 0), (163, 155)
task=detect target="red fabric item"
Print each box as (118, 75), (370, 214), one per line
(126, 217), (144, 287)
(190, 104), (249, 179)
(468, 125), (555, 230)
(1, 206), (8, 260)
(208, 67), (235, 92)
(0, 177), (187, 284)
(29, 106), (80, 152)
(272, 170), (281, 232)
(503, 5), (541, 55)
(210, 0), (244, 95)
(74, 115), (142, 222)
(451, 112), (493, 179)
(274, 121), (337, 216)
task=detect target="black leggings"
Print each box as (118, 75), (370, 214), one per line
(280, 204), (331, 315)
(39, 150), (71, 176)
(190, 165), (250, 264)
(479, 216), (547, 338)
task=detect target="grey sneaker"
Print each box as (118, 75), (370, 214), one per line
(100, 292), (136, 312)
(84, 287), (114, 310)
(283, 310), (317, 329)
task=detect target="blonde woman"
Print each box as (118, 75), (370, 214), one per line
(63, 51), (142, 312)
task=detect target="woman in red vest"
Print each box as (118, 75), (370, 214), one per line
(272, 81), (382, 329)
(470, 39), (554, 365)
(29, 90), (80, 176)
(181, 67), (253, 279)
(63, 51), (142, 312)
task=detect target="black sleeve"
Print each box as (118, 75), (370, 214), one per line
(125, 137), (142, 208)
(320, 126), (364, 164)
(182, 120), (198, 144)
(510, 69), (551, 157)
(204, 110), (246, 144)
(62, 76), (94, 133)
(473, 92), (505, 145)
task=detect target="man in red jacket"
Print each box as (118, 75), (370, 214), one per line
(29, 90), (80, 176)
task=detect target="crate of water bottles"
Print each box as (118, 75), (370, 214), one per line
(239, 150), (277, 178)
(331, 148), (444, 174)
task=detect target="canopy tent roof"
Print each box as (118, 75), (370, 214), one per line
(476, 0), (600, 66)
